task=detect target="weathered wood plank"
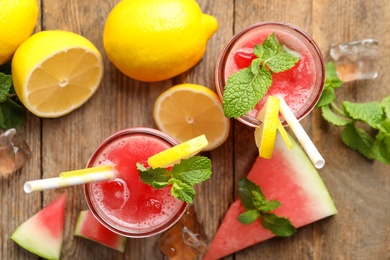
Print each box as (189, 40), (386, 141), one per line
(1, 0), (389, 259)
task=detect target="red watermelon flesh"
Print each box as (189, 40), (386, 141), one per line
(11, 193), (66, 260)
(204, 134), (337, 260)
(74, 210), (127, 252)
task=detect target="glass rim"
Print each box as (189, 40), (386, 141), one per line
(215, 22), (325, 127)
(84, 127), (187, 238)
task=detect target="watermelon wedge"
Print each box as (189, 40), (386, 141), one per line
(204, 134), (338, 260)
(11, 193), (66, 260)
(74, 210), (127, 253)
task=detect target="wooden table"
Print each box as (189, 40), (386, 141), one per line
(2, 0), (389, 259)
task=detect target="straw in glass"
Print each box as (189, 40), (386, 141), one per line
(277, 97), (325, 169)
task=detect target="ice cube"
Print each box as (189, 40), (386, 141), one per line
(159, 205), (208, 260)
(329, 39), (379, 82)
(0, 128), (31, 176)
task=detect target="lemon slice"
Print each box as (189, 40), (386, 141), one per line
(12, 30), (104, 118)
(153, 84), (230, 151)
(147, 134), (208, 169)
(254, 96), (280, 159)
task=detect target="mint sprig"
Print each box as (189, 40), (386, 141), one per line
(0, 63), (26, 130)
(223, 33), (300, 118)
(137, 156), (212, 203)
(317, 62), (390, 165)
(237, 178), (296, 237)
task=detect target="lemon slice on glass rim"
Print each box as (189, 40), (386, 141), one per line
(147, 134), (208, 169)
(254, 96), (293, 158)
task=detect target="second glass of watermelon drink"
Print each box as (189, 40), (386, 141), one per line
(84, 128), (187, 238)
(215, 22), (325, 127)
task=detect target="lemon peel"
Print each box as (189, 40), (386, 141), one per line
(0, 0), (38, 64)
(103, 0), (218, 82)
(254, 96), (280, 159)
(147, 134), (208, 169)
(277, 120), (294, 150)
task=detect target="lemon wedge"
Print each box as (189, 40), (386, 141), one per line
(254, 96), (281, 159)
(147, 134), (208, 169)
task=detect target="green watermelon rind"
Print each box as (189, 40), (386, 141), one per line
(74, 210), (128, 253)
(11, 194), (65, 260)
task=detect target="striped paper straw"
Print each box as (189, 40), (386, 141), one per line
(23, 165), (116, 193)
(278, 97), (325, 169)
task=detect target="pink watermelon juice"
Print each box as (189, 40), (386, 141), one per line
(84, 128), (187, 238)
(215, 22), (325, 127)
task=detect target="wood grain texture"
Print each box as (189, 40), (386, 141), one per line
(1, 0), (389, 259)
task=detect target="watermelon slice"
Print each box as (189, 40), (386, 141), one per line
(204, 134), (338, 260)
(74, 210), (127, 253)
(11, 193), (66, 260)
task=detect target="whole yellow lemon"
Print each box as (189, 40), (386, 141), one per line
(103, 0), (218, 82)
(0, 0), (38, 64)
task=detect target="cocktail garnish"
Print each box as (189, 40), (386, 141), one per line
(254, 96), (293, 159)
(147, 134), (208, 169)
(222, 33), (300, 119)
(317, 62), (390, 165)
(276, 120), (294, 150)
(137, 156), (212, 203)
(237, 178), (296, 237)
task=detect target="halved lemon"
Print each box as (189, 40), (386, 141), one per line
(153, 84), (230, 151)
(148, 134), (208, 169)
(12, 30), (104, 118)
(254, 96), (281, 159)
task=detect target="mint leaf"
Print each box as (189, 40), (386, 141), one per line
(267, 51), (299, 73)
(343, 101), (385, 129)
(342, 123), (377, 160)
(376, 122), (390, 164)
(0, 69), (26, 130)
(137, 163), (171, 184)
(0, 99), (25, 129)
(171, 156), (211, 186)
(381, 96), (390, 118)
(316, 88), (335, 107)
(317, 62), (342, 108)
(321, 105), (351, 126)
(261, 33), (281, 60)
(238, 210), (259, 224)
(223, 67), (272, 118)
(222, 33), (300, 118)
(324, 62), (343, 90)
(253, 45), (264, 60)
(237, 178), (295, 237)
(258, 200), (281, 212)
(318, 62), (390, 165)
(170, 179), (196, 203)
(260, 213), (296, 237)
(377, 134), (390, 163)
(0, 73), (12, 102)
(137, 156), (212, 203)
(238, 178), (265, 210)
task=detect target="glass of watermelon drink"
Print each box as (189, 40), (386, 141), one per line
(215, 22), (325, 127)
(84, 128), (187, 238)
